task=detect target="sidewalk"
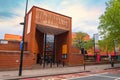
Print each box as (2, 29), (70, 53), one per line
(0, 63), (120, 80)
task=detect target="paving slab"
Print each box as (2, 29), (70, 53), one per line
(0, 63), (120, 80)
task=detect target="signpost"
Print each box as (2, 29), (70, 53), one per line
(94, 34), (100, 62)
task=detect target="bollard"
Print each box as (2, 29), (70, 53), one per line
(57, 61), (59, 67)
(50, 60), (52, 68)
(63, 61), (65, 67)
(111, 61), (114, 67)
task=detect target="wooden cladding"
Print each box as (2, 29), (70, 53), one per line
(36, 8), (71, 30)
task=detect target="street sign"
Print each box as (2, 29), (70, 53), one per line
(20, 41), (23, 50)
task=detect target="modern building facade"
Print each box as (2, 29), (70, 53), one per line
(0, 6), (84, 70)
(24, 6), (72, 65)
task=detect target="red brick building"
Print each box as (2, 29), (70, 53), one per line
(0, 6), (84, 70)
(72, 32), (90, 41)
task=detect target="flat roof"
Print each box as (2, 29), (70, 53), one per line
(27, 6), (72, 19)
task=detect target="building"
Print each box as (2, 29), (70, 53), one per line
(0, 6), (84, 70)
(72, 32), (90, 42)
(4, 34), (22, 41)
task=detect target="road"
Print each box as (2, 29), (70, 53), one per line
(22, 68), (120, 80)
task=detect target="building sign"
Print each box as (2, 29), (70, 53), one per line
(27, 12), (32, 34)
(36, 8), (70, 30)
(62, 44), (67, 54)
(94, 34), (100, 53)
(62, 44), (67, 59)
(0, 40), (8, 44)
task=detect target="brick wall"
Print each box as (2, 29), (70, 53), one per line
(69, 47), (84, 66)
(56, 32), (69, 62)
(0, 40), (35, 70)
(0, 51), (35, 70)
(0, 40), (27, 51)
(69, 54), (84, 66)
(71, 47), (80, 54)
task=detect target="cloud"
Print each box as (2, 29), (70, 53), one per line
(55, 0), (105, 38)
(0, 0), (108, 39)
(0, 7), (24, 39)
(0, 16), (23, 37)
(0, 0), (26, 39)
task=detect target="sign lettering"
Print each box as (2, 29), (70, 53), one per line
(36, 9), (70, 30)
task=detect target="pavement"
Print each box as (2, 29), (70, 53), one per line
(0, 63), (120, 80)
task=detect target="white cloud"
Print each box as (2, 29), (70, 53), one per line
(54, 1), (104, 37)
(0, 10), (24, 39)
(0, 17), (23, 37)
(0, 0), (106, 39)
(0, 1), (54, 39)
(28, 0), (54, 11)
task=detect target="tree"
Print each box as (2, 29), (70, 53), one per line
(73, 32), (88, 48)
(98, 0), (120, 51)
(73, 31), (94, 50)
(98, 38), (114, 53)
(85, 39), (94, 50)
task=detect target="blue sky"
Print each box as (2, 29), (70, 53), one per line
(0, 0), (109, 39)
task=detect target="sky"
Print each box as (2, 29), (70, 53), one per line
(0, 0), (109, 39)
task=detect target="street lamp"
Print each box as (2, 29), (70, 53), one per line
(93, 33), (99, 61)
(19, 0), (28, 76)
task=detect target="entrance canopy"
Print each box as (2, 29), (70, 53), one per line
(33, 6), (71, 35)
(36, 25), (68, 35)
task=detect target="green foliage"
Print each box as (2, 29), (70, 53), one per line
(98, 38), (114, 52)
(76, 39), (94, 50)
(73, 31), (94, 50)
(73, 32), (87, 44)
(85, 39), (94, 50)
(98, 0), (120, 51)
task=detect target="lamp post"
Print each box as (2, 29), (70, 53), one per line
(93, 34), (95, 55)
(19, 0), (28, 76)
(93, 33), (99, 61)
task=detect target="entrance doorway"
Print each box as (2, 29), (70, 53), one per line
(36, 25), (69, 67)
(43, 34), (55, 66)
(36, 33), (56, 67)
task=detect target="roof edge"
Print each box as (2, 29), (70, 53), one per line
(27, 6), (72, 19)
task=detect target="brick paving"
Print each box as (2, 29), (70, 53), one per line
(22, 68), (120, 80)
(0, 63), (120, 80)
